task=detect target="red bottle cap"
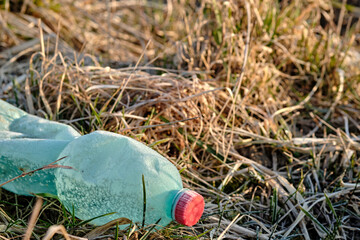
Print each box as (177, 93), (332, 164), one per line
(172, 189), (205, 226)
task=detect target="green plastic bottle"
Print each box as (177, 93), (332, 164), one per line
(0, 100), (204, 227)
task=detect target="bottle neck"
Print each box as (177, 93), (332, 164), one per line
(171, 188), (189, 220)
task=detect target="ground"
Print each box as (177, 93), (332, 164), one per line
(0, 0), (360, 239)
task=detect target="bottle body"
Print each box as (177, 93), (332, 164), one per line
(0, 100), (204, 227)
(55, 131), (183, 226)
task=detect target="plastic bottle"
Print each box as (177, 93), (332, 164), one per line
(0, 100), (204, 227)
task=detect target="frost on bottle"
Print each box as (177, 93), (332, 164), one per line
(0, 100), (204, 227)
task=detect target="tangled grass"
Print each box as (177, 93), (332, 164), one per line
(1, 0), (360, 239)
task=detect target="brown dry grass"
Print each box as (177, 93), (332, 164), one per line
(1, 0), (360, 239)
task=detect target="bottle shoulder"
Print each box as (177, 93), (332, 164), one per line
(56, 131), (182, 187)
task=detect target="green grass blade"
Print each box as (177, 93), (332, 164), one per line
(324, 193), (338, 219)
(114, 221), (119, 240)
(271, 187), (278, 223)
(142, 174), (147, 228)
(300, 207), (330, 235)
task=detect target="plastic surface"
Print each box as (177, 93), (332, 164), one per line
(0, 99), (204, 227)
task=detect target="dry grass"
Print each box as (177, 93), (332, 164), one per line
(1, 0), (360, 239)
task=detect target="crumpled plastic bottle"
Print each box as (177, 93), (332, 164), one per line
(0, 100), (204, 227)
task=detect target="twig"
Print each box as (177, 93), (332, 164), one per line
(218, 213), (241, 240)
(42, 225), (72, 240)
(118, 116), (199, 132)
(23, 198), (43, 240)
(0, 156), (69, 188)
